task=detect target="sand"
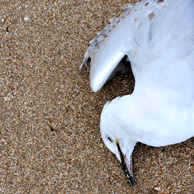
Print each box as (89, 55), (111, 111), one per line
(1, 0), (193, 193)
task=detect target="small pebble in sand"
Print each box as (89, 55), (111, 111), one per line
(24, 17), (30, 21)
(154, 187), (160, 191)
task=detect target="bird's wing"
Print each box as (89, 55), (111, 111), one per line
(133, 0), (194, 105)
(82, 0), (194, 93)
(82, 0), (168, 92)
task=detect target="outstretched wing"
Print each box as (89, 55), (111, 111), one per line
(82, 0), (194, 94)
(82, 0), (167, 92)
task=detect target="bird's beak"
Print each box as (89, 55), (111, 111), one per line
(116, 142), (134, 186)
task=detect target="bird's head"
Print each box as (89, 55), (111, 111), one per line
(100, 99), (136, 186)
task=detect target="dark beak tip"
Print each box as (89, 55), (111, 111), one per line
(130, 179), (134, 187)
(127, 176), (134, 186)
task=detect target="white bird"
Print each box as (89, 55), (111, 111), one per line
(81, 0), (194, 185)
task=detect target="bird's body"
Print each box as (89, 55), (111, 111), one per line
(82, 0), (194, 185)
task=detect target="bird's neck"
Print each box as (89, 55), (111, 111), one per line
(113, 93), (194, 147)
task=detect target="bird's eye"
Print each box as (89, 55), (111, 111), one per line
(106, 135), (113, 143)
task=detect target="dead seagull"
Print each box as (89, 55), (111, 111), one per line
(81, 0), (194, 186)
